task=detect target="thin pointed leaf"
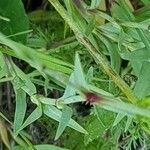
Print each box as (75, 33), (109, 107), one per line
(125, 116), (133, 132)
(14, 88), (26, 136)
(74, 53), (87, 89)
(99, 98), (150, 118)
(55, 105), (73, 140)
(63, 95), (85, 104)
(0, 52), (7, 79)
(44, 105), (87, 134)
(34, 144), (68, 150)
(86, 66), (93, 83)
(62, 73), (76, 98)
(19, 105), (42, 132)
(0, 118), (10, 149)
(12, 146), (27, 150)
(113, 113), (126, 127)
(12, 63), (36, 96)
(134, 61), (150, 98)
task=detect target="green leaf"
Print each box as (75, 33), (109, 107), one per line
(45, 69), (69, 88)
(55, 105), (73, 140)
(34, 144), (68, 150)
(0, 0), (29, 43)
(63, 95), (85, 104)
(19, 105), (42, 132)
(0, 33), (73, 74)
(84, 115), (105, 145)
(74, 53), (88, 89)
(31, 95), (56, 106)
(12, 63), (36, 96)
(64, 0), (87, 31)
(44, 105), (87, 134)
(120, 21), (150, 30)
(86, 66), (93, 83)
(120, 48), (149, 76)
(112, 0), (134, 21)
(90, 0), (101, 9)
(113, 113), (125, 127)
(0, 52), (7, 79)
(99, 98), (150, 118)
(95, 31), (120, 73)
(84, 108), (114, 145)
(14, 89), (26, 136)
(0, 77), (14, 83)
(0, 118), (10, 149)
(125, 116), (133, 132)
(62, 73), (76, 98)
(12, 146), (27, 150)
(134, 61), (150, 98)
(141, 0), (150, 5)
(85, 17), (96, 36)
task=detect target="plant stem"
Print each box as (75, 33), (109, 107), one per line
(48, 0), (138, 103)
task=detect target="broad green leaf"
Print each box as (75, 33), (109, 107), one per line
(19, 105), (42, 132)
(55, 105), (73, 140)
(34, 144), (68, 150)
(14, 89), (27, 136)
(134, 61), (150, 98)
(0, 0), (29, 43)
(44, 105), (87, 134)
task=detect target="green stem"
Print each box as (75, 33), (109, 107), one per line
(48, 0), (138, 103)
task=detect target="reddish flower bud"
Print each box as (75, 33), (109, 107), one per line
(84, 92), (102, 104)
